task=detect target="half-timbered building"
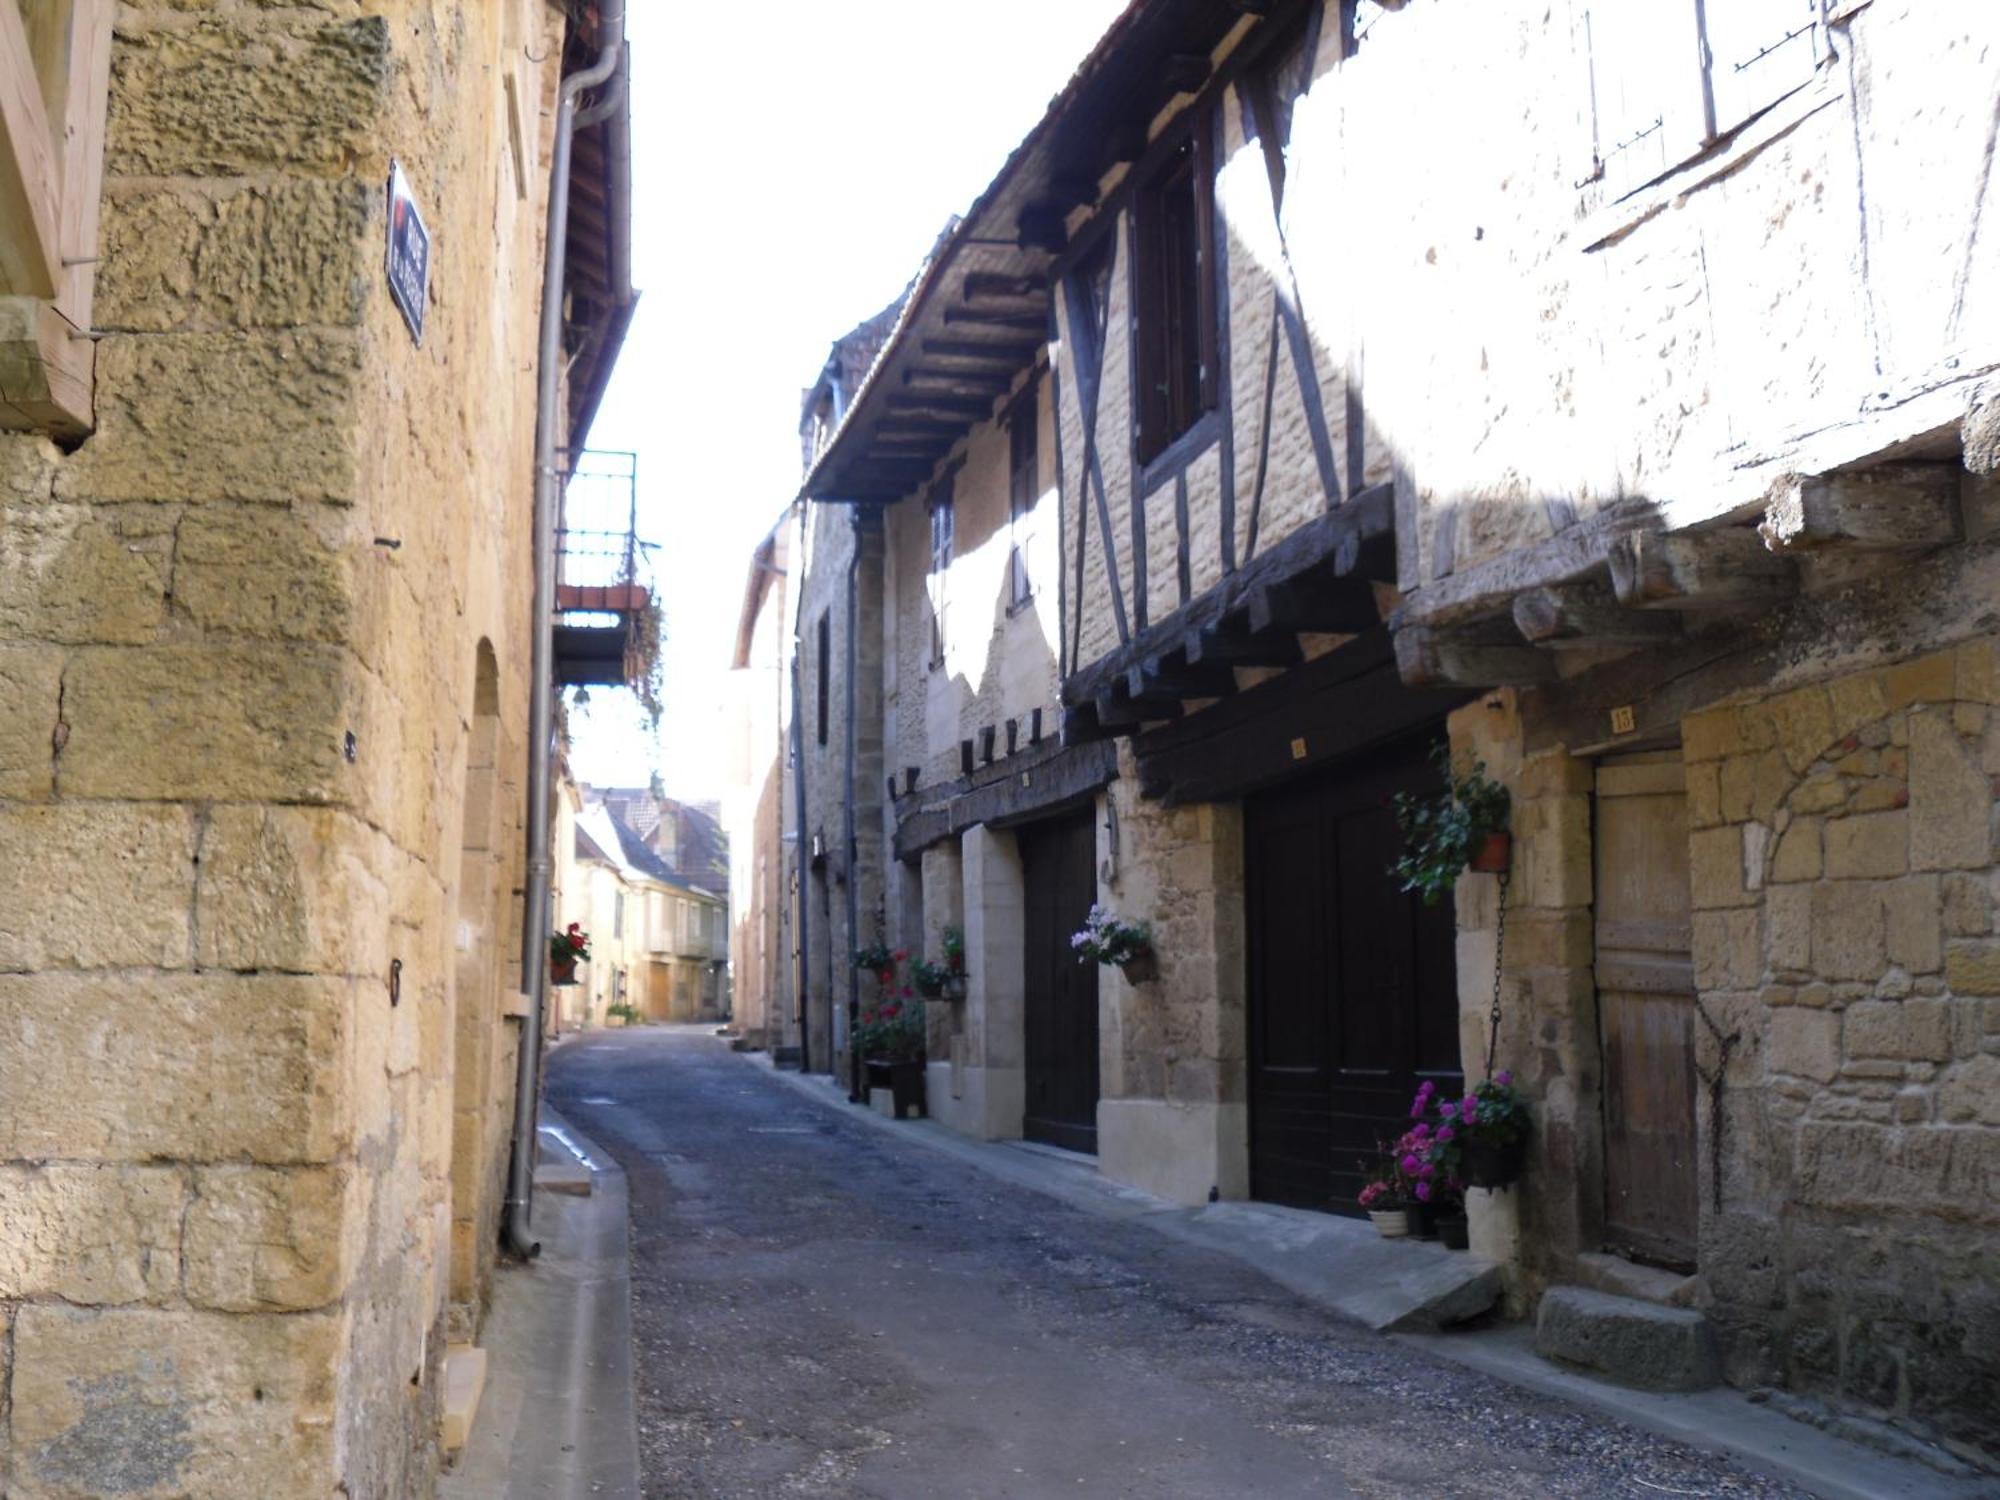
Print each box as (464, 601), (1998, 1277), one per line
(782, 0), (2000, 1458)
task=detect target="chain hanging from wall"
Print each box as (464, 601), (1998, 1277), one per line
(1693, 997), (1742, 1214)
(1482, 871), (1509, 1082)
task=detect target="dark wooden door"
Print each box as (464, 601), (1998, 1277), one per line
(1246, 734), (1461, 1213)
(1594, 752), (1699, 1269)
(1021, 812), (1101, 1153)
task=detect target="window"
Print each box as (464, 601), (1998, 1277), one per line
(612, 891), (624, 939)
(1008, 388), (1038, 608)
(1586, 0), (1826, 197)
(815, 610), (831, 747)
(927, 483), (955, 664)
(1132, 129), (1217, 466)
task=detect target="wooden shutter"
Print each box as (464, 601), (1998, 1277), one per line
(1584, 1), (1709, 197)
(1703, 0), (1824, 137)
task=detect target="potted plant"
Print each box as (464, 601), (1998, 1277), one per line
(911, 927), (969, 1002)
(1070, 904), (1158, 984)
(1390, 744), (1512, 906)
(1399, 1081), (1471, 1245)
(853, 936), (899, 986)
(1357, 1170), (1412, 1237)
(549, 923), (590, 986)
(606, 1000), (639, 1027)
(1453, 1070), (1531, 1189)
(854, 995), (927, 1119)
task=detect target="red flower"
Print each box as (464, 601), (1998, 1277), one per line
(893, 949), (908, 961)
(901, 986), (914, 998)
(882, 1003), (899, 1018)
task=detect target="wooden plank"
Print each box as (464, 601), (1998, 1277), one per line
(1061, 258), (1131, 647)
(883, 393), (995, 420)
(1398, 503), (1654, 628)
(1133, 630), (1476, 805)
(1606, 527), (1795, 609)
(0, 292), (89, 434)
(942, 308), (1046, 333)
(1759, 462), (1961, 552)
(921, 338), (1041, 364)
(1393, 624), (1557, 687)
(963, 272), (1047, 302)
(1210, 102), (1236, 576)
(1174, 469), (1192, 605)
(0, 0), (62, 298)
(1512, 583), (1684, 648)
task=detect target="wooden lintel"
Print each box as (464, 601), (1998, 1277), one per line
(1132, 656), (1234, 701)
(1512, 583), (1683, 649)
(1394, 624), (1557, 688)
(1246, 573), (1380, 635)
(1607, 527), (1795, 609)
(1759, 462), (1962, 552)
(1185, 621), (1302, 670)
(0, 294), (89, 434)
(0, 0), (62, 299)
(921, 338), (1041, 365)
(893, 736), (1118, 858)
(962, 272), (1048, 303)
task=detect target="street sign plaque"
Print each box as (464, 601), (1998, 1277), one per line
(385, 160), (431, 346)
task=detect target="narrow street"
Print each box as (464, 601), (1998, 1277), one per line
(549, 1029), (1813, 1500)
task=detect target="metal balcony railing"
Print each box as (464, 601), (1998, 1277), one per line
(556, 449), (654, 616)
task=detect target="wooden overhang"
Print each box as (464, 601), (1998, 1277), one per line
(1059, 481), (1398, 742)
(892, 734), (1119, 861)
(798, 0), (1291, 506)
(561, 8), (636, 452)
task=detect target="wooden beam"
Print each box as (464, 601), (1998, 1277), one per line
(1393, 624), (1557, 688)
(1185, 620), (1302, 670)
(921, 338), (1041, 365)
(1759, 462), (1961, 552)
(1246, 573), (1379, 634)
(0, 0), (62, 298)
(962, 272), (1047, 302)
(876, 416), (961, 436)
(884, 393), (995, 420)
(1131, 656), (1235, 702)
(1161, 53), (1211, 93)
(1512, 583), (1684, 649)
(0, 293), (88, 434)
(902, 366), (1013, 396)
(893, 737), (1118, 859)
(1016, 204), (1068, 254)
(1096, 686), (1180, 729)
(942, 308), (1046, 333)
(1606, 527), (1795, 609)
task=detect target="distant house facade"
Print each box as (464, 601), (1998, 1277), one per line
(766, 0), (2000, 1462)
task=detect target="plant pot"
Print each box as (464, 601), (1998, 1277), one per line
(1435, 1210), (1470, 1250)
(1409, 1201), (1441, 1240)
(1462, 1134), (1527, 1189)
(942, 973), (967, 1003)
(865, 1057), (927, 1120)
(550, 954), (578, 987)
(1118, 948), (1160, 985)
(1368, 1209), (1410, 1239)
(1469, 830), (1512, 874)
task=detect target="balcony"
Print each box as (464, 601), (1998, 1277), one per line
(555, 450), (655, 688)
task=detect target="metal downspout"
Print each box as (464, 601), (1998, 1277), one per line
(842, 505), (870, 1104)
(505, 3), (625, 1261)
(791, 645), (811, 1073)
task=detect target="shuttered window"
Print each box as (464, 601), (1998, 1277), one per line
(1703, 0), (1826, 137)
(1133, 127), (1217, 465)
(927, 482), (954, 664)
(1008, 387), (1037, 608)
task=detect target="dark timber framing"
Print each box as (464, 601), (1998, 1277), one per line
(892, 737), (1120, 860)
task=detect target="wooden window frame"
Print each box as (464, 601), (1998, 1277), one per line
(815, 609), (831, 747)
(0, 0), (113, 437)
(1130, 114), (1219, 471)
(927, 482), (955, 667)
(1006, 383), (1038, 612)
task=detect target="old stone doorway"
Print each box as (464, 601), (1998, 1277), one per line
(1244, 731), (1461, 1213)
(1593, 751), (1700, 1270)
(1019, 810), (1101, 1153)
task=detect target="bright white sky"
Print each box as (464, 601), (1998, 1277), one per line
(565, 0), (1130, 800)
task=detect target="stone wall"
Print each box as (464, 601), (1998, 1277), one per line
(0, 2), (560, 1492)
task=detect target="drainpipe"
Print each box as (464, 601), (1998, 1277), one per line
(505, 2), (625, 1261)
(790, 645), (810, 1073)
(843, 509), (863, 1102)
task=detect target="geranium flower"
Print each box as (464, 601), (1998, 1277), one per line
(1459, 1096), (1477, 1123)
(1494, 1069), (1512, 1086)
(1414, 1180), (1433, 1202)
(1411, 1122), (1430, 1139)
(1418, 1163), (1435, 1179)
(1400, 1154), (1421, 1175)
(1435, 1125), (1454, 1143)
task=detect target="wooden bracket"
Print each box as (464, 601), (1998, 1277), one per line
(1513, 583), (1683, 649)
(1758, 462), (1962, 552)
(1606, 527), (1794, 609)
(1394, 623), (1557, 688)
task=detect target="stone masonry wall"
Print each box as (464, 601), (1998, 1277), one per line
(0, 2), (558, 1493)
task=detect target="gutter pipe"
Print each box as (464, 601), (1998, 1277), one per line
(506, 1), (626, 1261)
(844, 508), (864, 1103)
(791, 645), (810, 1073)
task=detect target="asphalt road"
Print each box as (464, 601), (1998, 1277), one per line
(549, 1027), (1813, 1500)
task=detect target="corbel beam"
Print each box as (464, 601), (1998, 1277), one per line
(0, 0), (62, 298)
(1512, 583), (1684, 649)
(1758, 462), (1961, 552)
(1394, 623), (1557, 688)
(1606, 527), (1795, 609)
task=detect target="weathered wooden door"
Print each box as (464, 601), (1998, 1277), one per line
(1246, 734), (1461, 1212)
(1594, 752), (1700, 1269)
(1021, 812), (1101, 1153)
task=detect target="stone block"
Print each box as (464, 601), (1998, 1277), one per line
(106, 15), (390, 177)
(0, 1165), (182, 1304)
(0, 432), (56, 500)
(172, 505), (354, 643)
(1823, 810), (1909, 879)
(0, 645), (60, 798)
(54, 332), (361, 506)
(1516, 795), (1591, 909)
(1882, 875), (1942, 973)
(1535, 1286), (1720, 1391)
(0, 803), (197, 972)
(1769, 687), (1835, 773)
(0, 973), (351, 1163)
(1686, 762), (1723, 828)
(0, 503), (174, 644)
(58, 643), (349, 802)
(1720, 750), (1792, 825)
(1827, 672), (1890, 741)
(1789, 773), (1848, 814)
(1945, 940), (2000, 995)
(196, 806), (389, 976)
(184, 1166), (358, 1312)
(1884, 650), (1956, 711)
(1689, 825), (1753, 910)
(1844, 998), (1951, 1063)
(96, 179), (371, 332)
(8, 1306), (338, 1498)
(1769, 817), (1822, 883)
(1909, 708), (1992, 871)
(1793, 1121), (1991, 1214)
(1811, 883), (1886, 981)
(1956, 639), (1998, 705)
(1694, 909), (1762, 990)
(1767, 1007), (1840, 1083)
(1684, 705), (1766, 764)
(1939, 1053), (2000, 1124)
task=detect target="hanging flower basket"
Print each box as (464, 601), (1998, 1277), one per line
(1118, 948), (1160, 985)
(550, 954), (578, 987)
(1461, 1134), (1526, 1189)
(1072, 905), (1155, 983)
(549, 924), (590, 987)
(1469, 830), (1512, 874)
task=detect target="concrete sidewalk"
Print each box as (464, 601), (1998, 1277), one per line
(762, 1059), (1993, 1500)
(440, 1107), (641, 1500)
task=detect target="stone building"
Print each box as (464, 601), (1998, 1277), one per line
(0, 1), (634, 1492)
(773, 0), (2000, 1463)
(586, 783), (731, 1020)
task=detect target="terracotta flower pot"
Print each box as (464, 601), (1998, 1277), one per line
(942, 973), (967, 1003)
(1118, 948), (1160, 985)
(1469, 830), (1512, 874)
(550, 954), (578, 987)
(1462, 1134), (1527, 1189)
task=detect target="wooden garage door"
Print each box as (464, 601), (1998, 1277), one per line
(1021, 812), (1101, 1154)
(1246, 733), (1461, 1213)
(1595, 752), (1699, 1269)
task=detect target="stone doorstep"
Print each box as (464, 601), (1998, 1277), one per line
(535, 1122), (596, 1196)
(441, 1344), (489, 1454)
(1535, 1285), (1721, 1392)
(1571, 1250), (1701, 1308)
